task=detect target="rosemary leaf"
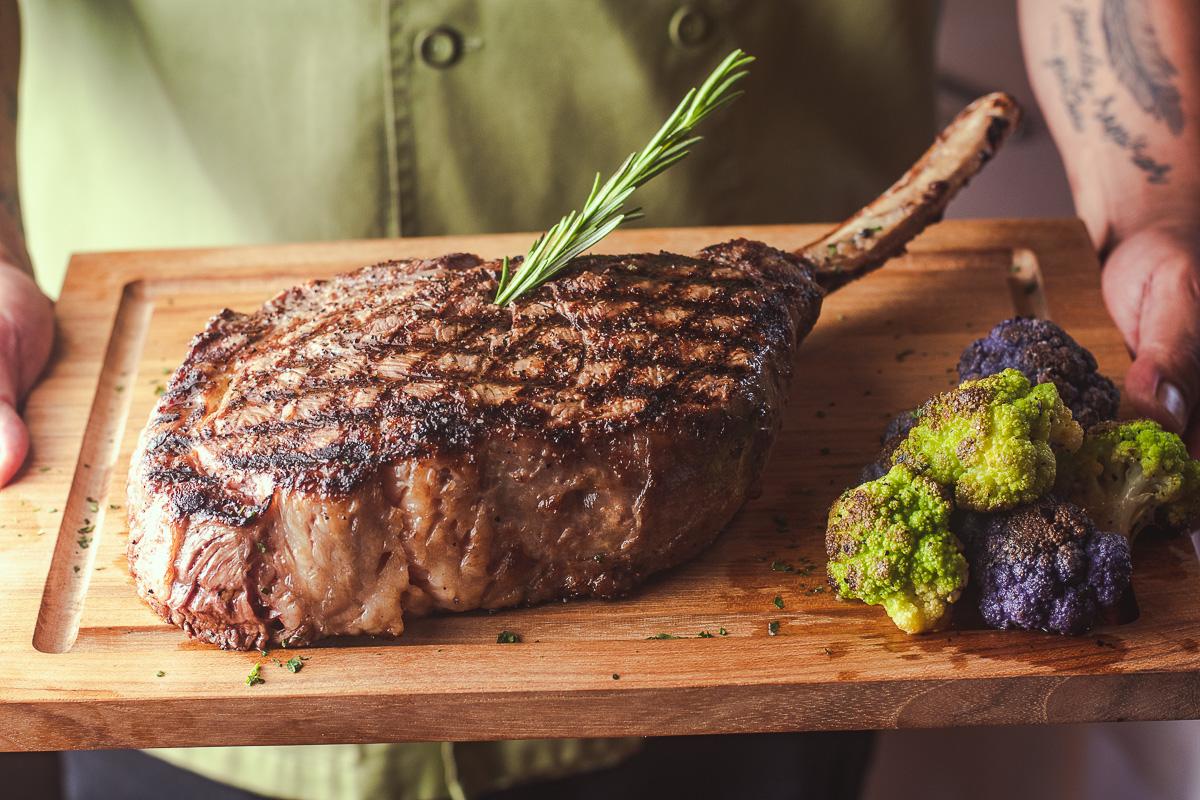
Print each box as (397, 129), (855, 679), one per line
(493, 49), (752, 306)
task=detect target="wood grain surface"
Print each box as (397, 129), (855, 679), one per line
(3, 219), (1198, 753)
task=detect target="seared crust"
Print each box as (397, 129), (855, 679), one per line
(127, 241), (822, 649)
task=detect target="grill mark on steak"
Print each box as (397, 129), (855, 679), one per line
(142, 242), (811, 503)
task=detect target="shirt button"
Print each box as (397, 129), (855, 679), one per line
(669, 5), (713, 48)
(416, 26), (463, 68)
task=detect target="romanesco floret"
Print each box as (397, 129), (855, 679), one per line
(891, 369), (1083, 511)
(958, 318), (1121, 430)
(1055, 419), (1200, 542)
(826, 464), (967, 634)
(956, 495), (1132, 635)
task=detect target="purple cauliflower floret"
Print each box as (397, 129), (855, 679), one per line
(956, 494), (1131, 635)
(958, 318), (1120, 430)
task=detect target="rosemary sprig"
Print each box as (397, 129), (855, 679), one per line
(493, 49), (753, 306)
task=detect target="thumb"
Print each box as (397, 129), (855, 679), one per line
(0, 320), (31, 486)
(1102, 225), (1200, 456)
(0, 394), (29, 487)
(0, 267), (55, 486)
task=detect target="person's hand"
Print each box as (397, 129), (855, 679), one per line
(1100, 220), (1200, 456)
(0, 263), (53, 486)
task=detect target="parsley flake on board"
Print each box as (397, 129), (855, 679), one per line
(772, 595), (785, 610)
(497, 631), (520, 644)
(286, 657), (304, 673)
(768, 621), (782, 636)
(245, 663), (264, 686)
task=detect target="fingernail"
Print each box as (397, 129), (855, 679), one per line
(1157, 380), (1189, 431)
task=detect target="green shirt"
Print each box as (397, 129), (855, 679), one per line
(17, 2), (937, 798)
(19, 0), (936, 293)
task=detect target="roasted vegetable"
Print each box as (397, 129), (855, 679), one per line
(956, 495), (1131, 635)
(826, 464), (967, 634)
(1055, 419), (1200, 542)
(892, 369), (1083, 511)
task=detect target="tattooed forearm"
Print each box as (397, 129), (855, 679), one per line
(1102, 0), (1185, 136)
(1043, 1), (1182, 185)
(1094, 96), (1172, 183)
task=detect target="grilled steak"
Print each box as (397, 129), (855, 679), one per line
(127, 94), (1019, 650)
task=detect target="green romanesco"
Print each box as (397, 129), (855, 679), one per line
(891, 368), (1083, 511)
(1055, 419), (1200, 542)
(825, 464), (967, 634)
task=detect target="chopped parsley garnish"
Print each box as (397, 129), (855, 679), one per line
(646, 633), (681, 640)
(770, 559), (793, 573)
(895, 348), (917, 362)
(285, 657), (304, 673)
(697, 631), (714, 639)
(772, 595), (785, 610)
(718, 628), (728, 636)
(156, 670), (165, 677)
(497, 631), (520, 644)
(245, 663), (264, 686)
(768, 621), (782, 636)
(255, 542), (267, 554)
(612, 674), (620, 680)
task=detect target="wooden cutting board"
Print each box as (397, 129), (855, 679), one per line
(4, 219), (1199, 752)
